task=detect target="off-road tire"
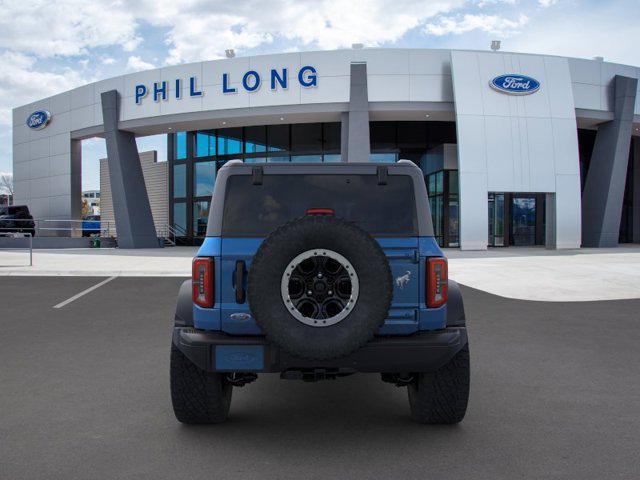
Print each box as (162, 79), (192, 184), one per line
(407, 343), (470, 424)
(170, 343), (232, 424)
(248, 216), (393, 360)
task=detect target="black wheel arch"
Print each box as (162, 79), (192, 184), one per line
(174, 279), (194, 327)
(446, 280), (466, 327)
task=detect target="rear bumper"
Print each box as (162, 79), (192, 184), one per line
(172, 326), (468, 374)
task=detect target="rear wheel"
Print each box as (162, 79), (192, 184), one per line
(170, 343), (232, 424)
(407, 344), (470, 424)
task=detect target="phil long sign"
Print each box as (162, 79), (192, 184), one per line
(135, 65), (318, 105)
(490, 74), (540, 95)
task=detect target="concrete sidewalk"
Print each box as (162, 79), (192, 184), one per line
(1, 245), (639, 301)
(0, 247), (197, 277)
(445, 245), (640, 302)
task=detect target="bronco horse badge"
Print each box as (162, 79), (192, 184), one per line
(395, 270), (412, 289)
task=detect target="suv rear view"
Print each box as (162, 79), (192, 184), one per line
(171, 161), (469, 424)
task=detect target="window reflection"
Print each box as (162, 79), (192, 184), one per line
(291, 155), (322, 162)
(245, 126), (267, 153)
(193, 201), (210, 237)
(218, 128), (243, 155)
(173, 164), (186, 197)
(175, 132), (187, 160)
(196, 131), (215, 157)
(173, 202), (187, 234)
(194, 161), (216, 197)
(370, 153), (397, 163)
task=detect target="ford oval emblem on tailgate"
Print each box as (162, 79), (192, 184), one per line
(230, 312), (251, 321)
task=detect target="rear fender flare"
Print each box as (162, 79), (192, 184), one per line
(446, 280), (466, 327)
(174, 279), (194, 327)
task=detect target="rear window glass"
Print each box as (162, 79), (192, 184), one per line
(222, 174), (417, 236)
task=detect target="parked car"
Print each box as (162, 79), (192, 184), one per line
(171, 161), (469, 424)
(0, 205), (36, 236)
(82, 215), (101, 237)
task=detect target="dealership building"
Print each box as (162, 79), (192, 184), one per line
(11, 48), (640, 249)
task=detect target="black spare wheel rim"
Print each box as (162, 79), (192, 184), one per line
(281, 249), (359, 327)
(248, 216), (393, 360)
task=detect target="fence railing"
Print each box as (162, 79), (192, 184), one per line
(0, 218), (114, 237)
(1, 219), (188, 248)
(158, 223), (189, 246)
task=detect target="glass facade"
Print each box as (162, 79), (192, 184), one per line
(421, 143), (460, 248)
(168, 121), (458, 243)
(426, 170), (459, 247)
(193, 161), (215, 197)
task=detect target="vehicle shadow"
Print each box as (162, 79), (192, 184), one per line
(170, 373), (467, 447)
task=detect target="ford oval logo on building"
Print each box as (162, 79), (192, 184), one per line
(26, 110), (52, 130)
(490, 74), (540, 95)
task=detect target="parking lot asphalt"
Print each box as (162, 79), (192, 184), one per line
(1, 276), (639, 480)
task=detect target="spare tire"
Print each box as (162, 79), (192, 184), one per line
(248, 216), (393, 360)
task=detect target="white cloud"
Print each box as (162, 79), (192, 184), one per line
(130, 0), (468, 64)
(538, 0), (558, 6)
(0, 51), (85, 124)
(126, 55), (155, 72)
(508, 9), (640, 66)
(425, 13), (529, 36)
(475, 0), (518, 6)
(0, 1), (141, 57)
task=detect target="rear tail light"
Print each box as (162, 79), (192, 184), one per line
(306, 208), (334, 216)
(427, 257), (448, 308)
(192, 257), (214, 308)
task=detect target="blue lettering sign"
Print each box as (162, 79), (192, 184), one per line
(270, 68), (287, 90)
(298, 66), (317, 87)
(242, 70), (261, 92)
(490, 74), (540, 95)
(135, 85), (148, 104)
(222, 73), (236, 94)
(134, 65), (319, 105)
(153, 81), (168, 102)
(190, 76), (202, 97)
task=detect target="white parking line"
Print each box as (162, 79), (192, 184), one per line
(53, 276), (118, 309)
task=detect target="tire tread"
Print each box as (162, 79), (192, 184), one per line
(170, 343), (232, 424)
(408, 344), (470, 424)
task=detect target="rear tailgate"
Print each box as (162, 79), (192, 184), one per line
(377, 237), (420, 334)
(214, 236), (422, 335)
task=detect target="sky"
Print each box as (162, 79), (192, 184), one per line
(1, 0), (639, 191)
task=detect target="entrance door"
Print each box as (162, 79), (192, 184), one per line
(510, 196), (537, 246)
(488, 193), (505, 247)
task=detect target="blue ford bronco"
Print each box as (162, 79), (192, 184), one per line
(171, 160), (469, 424)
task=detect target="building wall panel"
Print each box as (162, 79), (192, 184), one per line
(99, 151), (168, 238)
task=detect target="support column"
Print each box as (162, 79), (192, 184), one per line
(340, 112), (349, 161)
(632, 138), (640, 243)
(101, 90), (159, 248)
(582, 75), (638, 247)
(545, 193), (557, 249)
(345, 62), (370, 162)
